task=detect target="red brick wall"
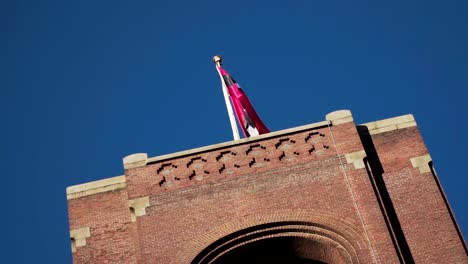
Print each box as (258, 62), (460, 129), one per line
(364, 126), (467, 263)
(124, 121), (399, 263)
(68, 188), (140, 263)
(67, 113), (467, 263)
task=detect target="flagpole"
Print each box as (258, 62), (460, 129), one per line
(213, 55), (241, 140)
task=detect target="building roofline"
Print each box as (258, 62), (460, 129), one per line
(144, 120), (331, 165)
(65, 110), (418, 200)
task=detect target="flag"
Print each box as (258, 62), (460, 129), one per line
(217, 65), (270, 137)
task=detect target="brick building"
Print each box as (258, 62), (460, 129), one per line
(66, 110), (467, 263)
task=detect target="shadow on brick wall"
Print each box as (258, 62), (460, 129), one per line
(357, 125), (415, 264)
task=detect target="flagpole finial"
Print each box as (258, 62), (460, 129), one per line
(213, 55), (223, 65)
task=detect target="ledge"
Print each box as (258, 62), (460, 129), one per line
(66, 175), (126, 200)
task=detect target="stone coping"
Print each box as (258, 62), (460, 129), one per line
(359, 114), (416, 135)
(66, 175), (126, 200)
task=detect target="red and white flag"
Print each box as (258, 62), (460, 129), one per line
(216, 64), (269, 137)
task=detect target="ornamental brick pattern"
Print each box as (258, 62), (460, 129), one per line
(66, 110), (467, 263)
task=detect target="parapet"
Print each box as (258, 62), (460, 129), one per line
(142, 119), (331, 166)
(65, 110), (417, 197)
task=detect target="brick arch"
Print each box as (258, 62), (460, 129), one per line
(193, 223), (355, 264)
(172, 210), (370, 263)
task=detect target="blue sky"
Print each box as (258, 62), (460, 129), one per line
(2, 0), (467, 262)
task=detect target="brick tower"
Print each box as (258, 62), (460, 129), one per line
(66, 110), (467, 263)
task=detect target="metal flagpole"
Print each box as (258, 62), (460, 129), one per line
(213, 55), (241, 140)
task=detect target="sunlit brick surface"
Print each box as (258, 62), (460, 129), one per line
(67, 112), (467, 263)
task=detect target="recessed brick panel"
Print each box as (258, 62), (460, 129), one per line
(367, 126), (467, 263)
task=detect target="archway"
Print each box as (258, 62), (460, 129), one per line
(213, 236), (330, 263)
(192, 221), (355, 264)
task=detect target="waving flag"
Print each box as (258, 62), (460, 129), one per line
(216, 64), (270, 137)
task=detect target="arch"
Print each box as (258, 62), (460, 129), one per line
(210, 234), (343, 263)
(191, 221), (356, 263)
(172, 211), (369, 263)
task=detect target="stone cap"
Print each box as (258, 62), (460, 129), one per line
(326, 110), (354, 125)
(66, 175), (126, 200)
(359, 114), (416, 135)
(123, 153), (148, 169)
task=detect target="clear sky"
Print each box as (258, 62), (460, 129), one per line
(3, 0), (467, 262)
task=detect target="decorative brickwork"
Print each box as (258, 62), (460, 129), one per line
(66, 110), (467, 263)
